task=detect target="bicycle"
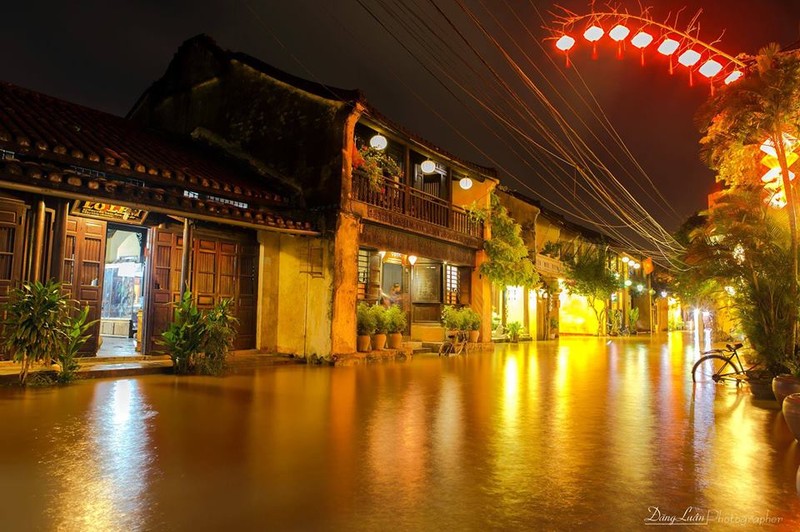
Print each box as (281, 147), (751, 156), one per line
(439, 330), (467, 356)
(691, 342), (750, 384)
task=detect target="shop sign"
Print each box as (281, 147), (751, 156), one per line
(71, 201), (148, 225)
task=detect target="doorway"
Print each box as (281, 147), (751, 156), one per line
(97, 224), (147, 357)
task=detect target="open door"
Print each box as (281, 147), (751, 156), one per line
(63, 217), (106, 354)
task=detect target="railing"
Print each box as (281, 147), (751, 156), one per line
(536, 254), (568, 277)
(353, 171), (483, 239)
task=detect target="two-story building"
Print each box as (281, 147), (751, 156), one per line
(129, 35), (495, 359)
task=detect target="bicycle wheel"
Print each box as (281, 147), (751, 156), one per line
(692, 355), (740, 384)
(439, 342), (454, 357)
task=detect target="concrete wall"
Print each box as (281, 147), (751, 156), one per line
(257, 231), (334, 358)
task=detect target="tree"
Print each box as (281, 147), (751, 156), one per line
(681, 188), (796, 374)
(699, 44), (800, 356)
(480, 193), (538, 287)
(565, 246), (618, 336)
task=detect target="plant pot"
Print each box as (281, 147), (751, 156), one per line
(357, 335), (371, 352)
(387, 332), (403, 349)
(747, 370), (777, 401)
(371, 333), (387, 351)
(468, 330), (480, 343)
(782, 393), (800, 442)
(773, 374), (800, 406)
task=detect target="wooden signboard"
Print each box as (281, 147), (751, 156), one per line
(71, 201), (148, 225)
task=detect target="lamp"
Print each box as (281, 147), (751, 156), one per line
(420, 160), (436, 174)
(633, 262), (641, 270)
(555, 35), (575, 51)
(724, 70), (743, 85)
(369, 134), (388, 150)
(408, 255), (417, 266)
(608, 24), (630, 41)
(459, 177), (473, 190)
(630, 31), (653, 49)
(621, 256), (630, 264)
(657, 38), (680, 56)
(583, 25), (604, 42)
(378, 250), (386, 259)
(699, 59), (723, 78)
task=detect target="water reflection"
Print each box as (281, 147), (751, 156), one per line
(1, 333), (799, 530)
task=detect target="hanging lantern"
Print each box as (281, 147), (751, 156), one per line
(657, 38), (680, 55)
(420, 160), (436, 174)
(677, 49), (701, 67)
(699, 59), (723, 78)
(408, 255), (417, 266)
(609, 24), (630, 58)
(724, 70), (743, 85)
(583, 25), (604, 59)
(630, 31), (653, 48)
(556, 35), (576, 67)
(369, 134), (388, 150)
(556, 35), (576, 51)
(459, 177), (473, 190)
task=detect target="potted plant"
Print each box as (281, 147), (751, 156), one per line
(202, 298), (238, 375)
(356, 302), (376, 352)
(782, 393), (800, 442)
(57, 305), (97, 383)
(507, 321), (522, 343)
(465, 307), (481, 343)
(385, 305), (407, 349)
(628, 307), (639, 335)
(549, 316), (559, 340)
(442, 305), (462, 335)
(159, 290), (206, 374)
(1, 280), (69, 385)
(369, 304), (388, 351)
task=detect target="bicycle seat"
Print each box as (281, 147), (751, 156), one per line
(726, 343), (743, 350)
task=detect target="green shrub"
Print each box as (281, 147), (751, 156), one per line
(507, 321), (522, 342)
(442, 305), (462, 330)
(370, 304), (388, 334)
(57, 306), (96, 384)
(159, 293), (238, 376)
(385, 305), (407, 333)
(202, 299), (238, 375)
(1, 280), (68, 385)
(357, 302), (376, 335)
(463, 308), (481, 331)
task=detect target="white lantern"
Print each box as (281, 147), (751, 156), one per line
(420, 160), (436, 174)
(369, 134), (388, 150)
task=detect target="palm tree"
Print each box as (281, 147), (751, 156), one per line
(699, 43), (800, 356)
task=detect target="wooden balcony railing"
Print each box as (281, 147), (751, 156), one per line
(353, 171), (483, 240)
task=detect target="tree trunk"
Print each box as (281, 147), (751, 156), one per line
(776, 132), (799, 357)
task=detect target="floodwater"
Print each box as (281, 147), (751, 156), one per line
(1, 333), (799, 531)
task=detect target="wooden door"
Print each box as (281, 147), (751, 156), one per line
(63, 217), (106, 354)
(146, 226), (259, 353)
(0, 199), (26, 359)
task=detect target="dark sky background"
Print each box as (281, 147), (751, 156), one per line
(1, 0), (799, 241)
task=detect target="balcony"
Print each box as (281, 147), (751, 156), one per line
(352, 171), (483, 248)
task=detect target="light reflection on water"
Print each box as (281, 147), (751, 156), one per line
(1, 333), (799, 530)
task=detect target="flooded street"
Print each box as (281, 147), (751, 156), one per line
(2, 333), (799, 530)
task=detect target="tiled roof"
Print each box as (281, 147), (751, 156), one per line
(0, 81), (315, 233)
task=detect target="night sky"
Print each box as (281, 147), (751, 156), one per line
(2, 0), (799, 243)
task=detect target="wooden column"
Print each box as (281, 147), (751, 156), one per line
(49, 200), (69, 281)
(179, 218), (193, 298)
(31, 199), (46, 282)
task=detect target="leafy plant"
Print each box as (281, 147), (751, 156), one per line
(159, 293), (238, 375)
(1, 280), (68, 385)
(506, 321), (522, 342)
(356, 302), (377, 336)
(463, 201), (489, 224)
(628, 307), (640, 332)
(353, 146), (402, 190)
(57, 306), (97, 384)
(385, 305), (407, 334)
(159, 291), (206, 375)
(370, 304), (388, 334)
(480, 193), (538, 287)
(462, 307), (481, 331)
(202, 299), (238, 375)
(540, 241), (562, 258)
(442, 305), (466, 331)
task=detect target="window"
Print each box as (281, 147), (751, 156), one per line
(357, 249), (370, 300)
(445, 264), (459, 305)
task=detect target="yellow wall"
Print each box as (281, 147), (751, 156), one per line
(258, 231), (334, 358)
(452, 177), (493, 212)
(559, 291), (604, 335)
